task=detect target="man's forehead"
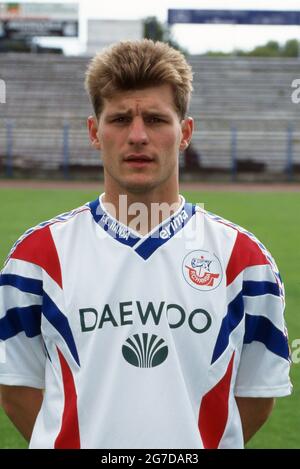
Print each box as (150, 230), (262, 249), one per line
(103, 86), (175, 113)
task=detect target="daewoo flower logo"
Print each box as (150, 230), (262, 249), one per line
(122, 333), (168, 368)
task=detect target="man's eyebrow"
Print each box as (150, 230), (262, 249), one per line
(142, 110), (170, 117)
(105, 109), (133, 118)
(104, 109), (172, 119)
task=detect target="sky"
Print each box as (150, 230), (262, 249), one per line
(5, 0), (300, 54)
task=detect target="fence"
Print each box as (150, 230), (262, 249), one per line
(1, 54), (300, 181)
(0, 119), (299, 181)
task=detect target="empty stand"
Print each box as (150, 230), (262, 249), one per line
(0, 53), (300, 177)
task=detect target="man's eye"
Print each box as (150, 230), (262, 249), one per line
(112, 117), (129, 123)
(147, 116), (164, 123)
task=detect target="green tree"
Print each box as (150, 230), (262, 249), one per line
(282, 39), (299, 57)
(205, 38), (300, 58)
(241, 40), (280, 57)
(144, 17), (165, 42)
(143, 16), (187, 54)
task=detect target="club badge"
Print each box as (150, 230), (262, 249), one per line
(182, 250), (223, 291)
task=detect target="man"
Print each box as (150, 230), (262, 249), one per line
(0, 40), (292, 449)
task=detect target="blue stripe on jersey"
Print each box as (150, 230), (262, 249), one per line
(135, 203), (196, 260)
(242, 280), (280, 297)
(244, 314), (290, 360)
(0, 274), (43, 296)
(0, 305), (42, 340)
(43, 292), (80, 367)
(211, 291), (244, 364)
(89, 199), (140, 248)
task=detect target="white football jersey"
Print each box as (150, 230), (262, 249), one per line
(0, 195), (292, 449)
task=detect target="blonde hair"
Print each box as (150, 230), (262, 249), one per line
(85, 39), (193, 120)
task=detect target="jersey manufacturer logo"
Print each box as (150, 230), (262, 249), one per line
(182, 250), (223, 291)
(122, 333), (168, 368)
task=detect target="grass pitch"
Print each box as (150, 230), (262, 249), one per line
(0, 187), (299, 449)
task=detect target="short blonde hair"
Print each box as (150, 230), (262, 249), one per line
(85, 39), (193, 120)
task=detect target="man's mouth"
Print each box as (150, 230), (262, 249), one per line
(123, 154), (154, 165)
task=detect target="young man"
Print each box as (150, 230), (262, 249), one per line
(0, 40), (292, 449)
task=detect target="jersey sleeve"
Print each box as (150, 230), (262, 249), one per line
(0, 247), (46, 389)
(232, 232), (292, 397)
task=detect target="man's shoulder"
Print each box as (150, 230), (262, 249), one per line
(201, 207), (265, 252)
(200, 207), (278, 265)
(4, 203), (91, 267)
(200, 208), (282, 292)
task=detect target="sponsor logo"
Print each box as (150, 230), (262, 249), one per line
(122, 333), (168, 368)
(79, 302), (212, 334)
(100, 213), (131, 240)
(183, 250), (223, 291)
(159, 209), (188, 239)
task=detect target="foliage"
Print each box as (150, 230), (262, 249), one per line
(205, 38), (300, 57)
(143, 16), (187, 54)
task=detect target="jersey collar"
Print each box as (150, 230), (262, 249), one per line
(89, 194), (196, 260)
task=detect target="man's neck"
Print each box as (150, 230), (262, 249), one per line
(102, 188), (182, 236)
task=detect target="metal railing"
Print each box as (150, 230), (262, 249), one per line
(0, 119), (299, 181)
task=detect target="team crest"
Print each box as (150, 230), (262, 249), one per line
(182, 250), (223, 291)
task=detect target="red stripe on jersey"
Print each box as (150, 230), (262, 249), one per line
(226, 231), (268, 286)
(11, 225), (63, 288)
(198, 353), (235, 449)
(55, 348), (80, 449)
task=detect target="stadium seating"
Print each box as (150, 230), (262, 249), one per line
(189, 56), (300, 174)
(0, 53), (299, 177)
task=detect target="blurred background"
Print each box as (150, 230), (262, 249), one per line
(0, 0), (300, 182)
(0, 0), (299, 450)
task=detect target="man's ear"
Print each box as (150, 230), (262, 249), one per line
(87, 116), (101, 150)
(179, 117), (194, 152)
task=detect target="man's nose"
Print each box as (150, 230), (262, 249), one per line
(128, 117), (149, 145)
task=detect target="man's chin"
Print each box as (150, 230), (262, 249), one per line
(122, 181), (157, 194)
(119, 174), (160, 194)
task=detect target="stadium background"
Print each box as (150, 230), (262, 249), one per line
(0, 1), (299, 449)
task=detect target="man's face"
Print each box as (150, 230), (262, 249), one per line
(88, 84), (193, 194)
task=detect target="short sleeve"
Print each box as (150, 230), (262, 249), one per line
(0, 256), (46, 389)
(234, 255), (292, 397)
